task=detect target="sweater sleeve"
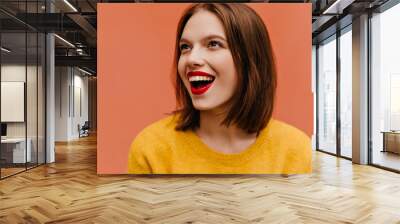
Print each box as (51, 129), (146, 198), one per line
(127, 134), (152, 174)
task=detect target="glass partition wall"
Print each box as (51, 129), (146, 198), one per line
(370, 2), (400, 171)
(0, 1), (46, 179)
(316, 0), (400, 172)
(317, 35), (337, 155)
(316, 26), (353, 159)
(0, 31), (27, 177)
(339, 26), (352, 159)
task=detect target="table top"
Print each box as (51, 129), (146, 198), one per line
(1, 138), (29, 143)
(381, 130), (400, 134)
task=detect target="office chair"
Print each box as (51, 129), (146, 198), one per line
(79, 121), (90, 138)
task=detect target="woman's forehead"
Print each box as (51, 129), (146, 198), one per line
(180, 10), (227, 41)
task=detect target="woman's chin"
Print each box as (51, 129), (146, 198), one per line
(192, 103), (227, 115)
(192, 104), (213, 111)
(191, 98), (231, 114)
(191, 100), (215, 111)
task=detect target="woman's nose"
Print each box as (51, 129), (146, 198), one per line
(187, 47), (205, 67)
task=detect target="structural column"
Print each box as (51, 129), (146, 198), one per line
(352, 14), (369, 164)
(46, 1), (55, 163)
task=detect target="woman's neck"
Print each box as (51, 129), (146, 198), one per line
(195, 110), (257, 154)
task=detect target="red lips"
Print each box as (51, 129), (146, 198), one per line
(187, 71), (215, 95)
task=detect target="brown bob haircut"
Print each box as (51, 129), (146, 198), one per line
(172, 3), (277, 134)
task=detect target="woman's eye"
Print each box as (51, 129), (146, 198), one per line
(179, 44), (190, 51)
(208, 40), (222, 48)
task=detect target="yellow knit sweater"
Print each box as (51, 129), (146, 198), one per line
(128, 115), (312, 174)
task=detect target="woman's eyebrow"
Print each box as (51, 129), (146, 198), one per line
(179, 34), (227, 43)
(179, 38), (190, 43)
(204, 34), (226, 41)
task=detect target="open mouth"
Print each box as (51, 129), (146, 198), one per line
(187, 71), (215, 95)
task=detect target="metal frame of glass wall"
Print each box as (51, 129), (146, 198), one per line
(0, 0), (47, 179)
(316, 24), (353, 161)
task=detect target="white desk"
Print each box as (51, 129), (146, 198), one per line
(1, 138), (31, 163)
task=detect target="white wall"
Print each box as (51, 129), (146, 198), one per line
(1, 65), (26, 131)
(55, 67), (89, 141)
(72, 73), (89, 138)
(55, 66), (70, 141)
(1, 65), (40, 137)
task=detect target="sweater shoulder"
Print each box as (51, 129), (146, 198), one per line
(266, 119), (312, 173)
(131, 115), (178, 149)
(268, 119), (309, 140)
(141, 115), (177, 134)
(266, 119), (311, 151)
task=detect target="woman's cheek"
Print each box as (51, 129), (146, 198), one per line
(177, 63), (184, 81)
(177, 68), (189, 90)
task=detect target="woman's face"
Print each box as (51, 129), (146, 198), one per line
(178, 10), (238, 114)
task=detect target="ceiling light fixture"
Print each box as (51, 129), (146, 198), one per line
(76, 48), (85, 55)
(1, 47), (11, 53)
(63, 0), (78, 12)
(78, 67), (93, 76)
(323, 0), (342, 14)
(322, 0), (354, 15)
(54, 34), (75, 48)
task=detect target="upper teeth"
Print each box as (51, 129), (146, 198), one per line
(189, 76), (214, 82)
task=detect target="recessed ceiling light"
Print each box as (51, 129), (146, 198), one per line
(54, 34), (75, 48)
(77, 67), (93, 76)
(1, 47), (11, 53)
(63, 0), (78, 12)
(322, 0), (354, 15)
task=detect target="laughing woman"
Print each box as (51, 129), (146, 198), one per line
(128, 3), (312, 174)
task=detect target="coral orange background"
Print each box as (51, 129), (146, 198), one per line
(97, 3), (312, 174)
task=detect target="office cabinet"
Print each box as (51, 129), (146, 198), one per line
(382, 132), (400, 154)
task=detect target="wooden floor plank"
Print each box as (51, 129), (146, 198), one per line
(1, 134), (400, 223)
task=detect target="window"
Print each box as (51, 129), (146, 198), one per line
(317, 35), (337, 154)
(339, 27), (352, 158)
(371, 2), (400, 171)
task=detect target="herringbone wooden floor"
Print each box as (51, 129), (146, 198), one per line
(1, 134), (400, 224)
